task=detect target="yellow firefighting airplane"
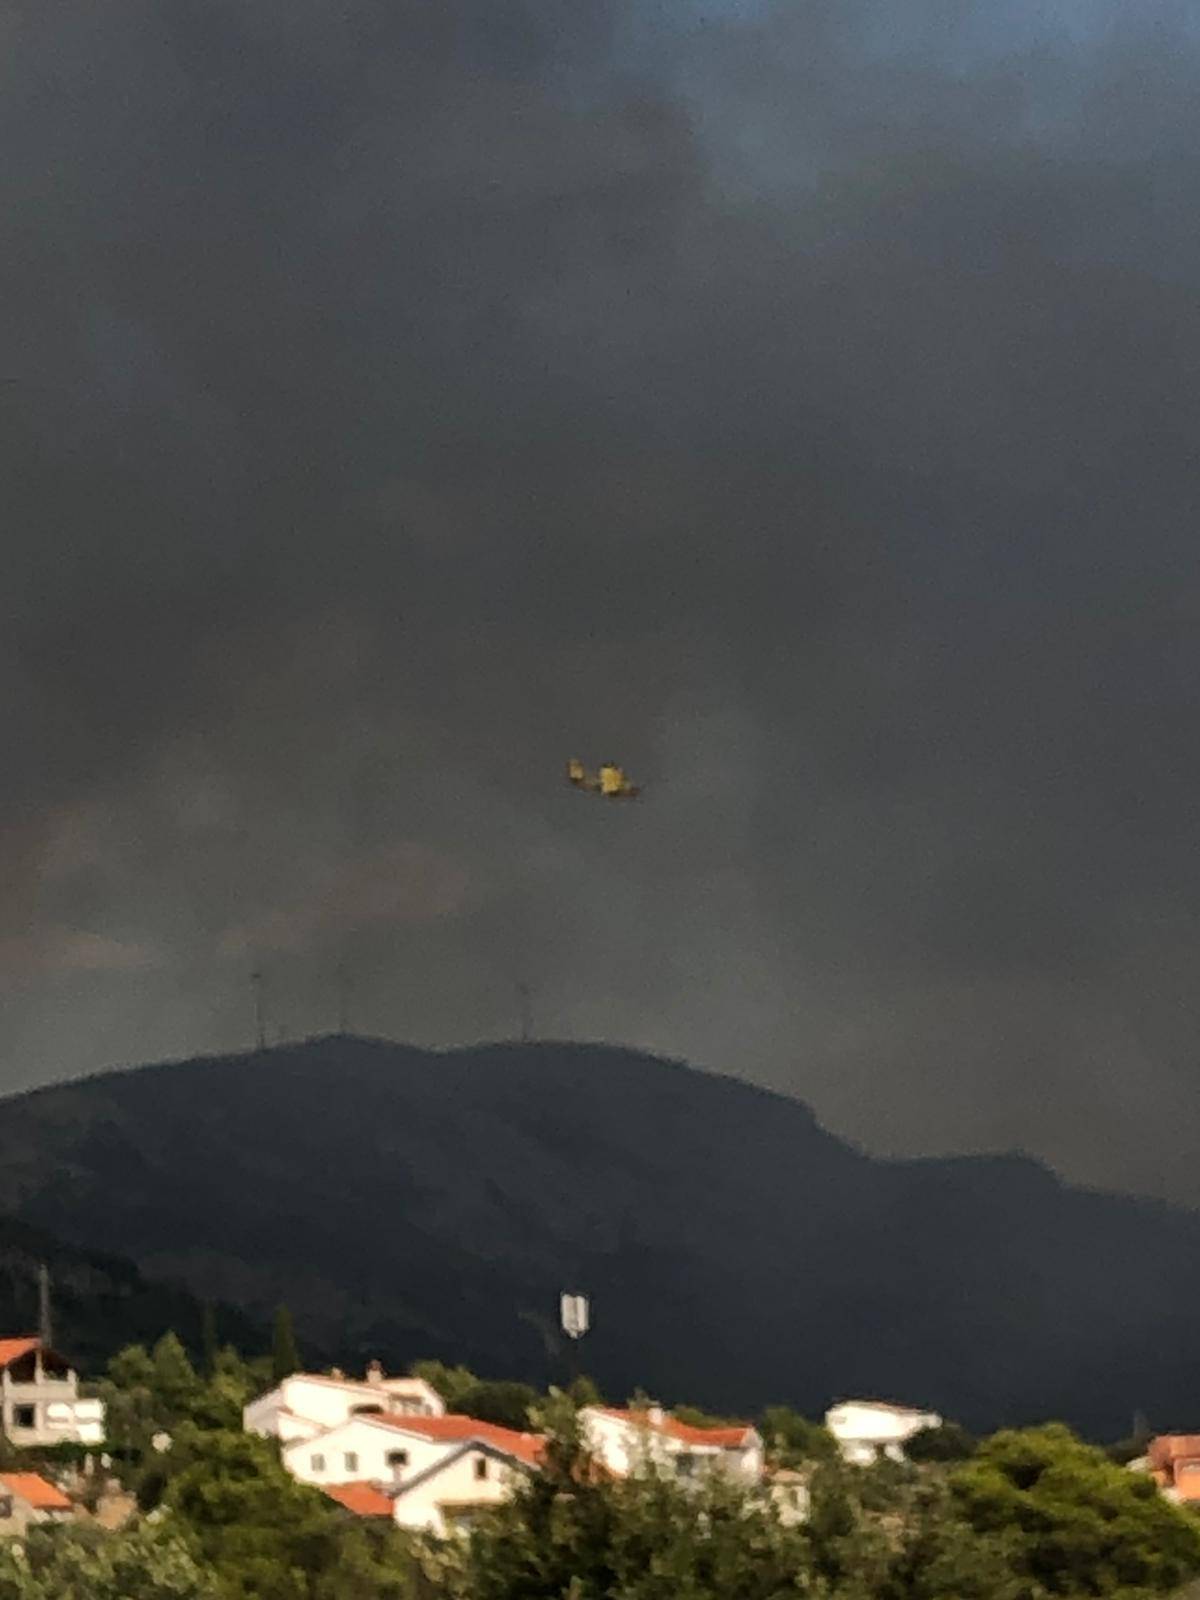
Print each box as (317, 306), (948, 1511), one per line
(566, 759), (642, 800)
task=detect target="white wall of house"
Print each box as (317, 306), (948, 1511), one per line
(246, 1378), (357, 1437)
(276, 1412), (324, 1445)
(825, 1402), (942, 1465)
(281, 1416), (450, 1488)
(245, 1373), (443, 1441)
(2, 1369), (105, 1448)
(728, 1436), (766, 1480)
(376, 1378), (445, 1416)
(44, 1397), (105, 1446)
(580, 1409), (646, 1477)
(390, 1446), (526, 1537)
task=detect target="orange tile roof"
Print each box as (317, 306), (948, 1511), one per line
(363, 1413), (545, 1467)
(321, 1482), (393, 1518)
(598, 1408), (755, 1449)
(0, 1473), (72, 1512)
(0, 1339), (40, 1370)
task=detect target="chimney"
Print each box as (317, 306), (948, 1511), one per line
(330, 1368), (345, 1381)
(366, 1361), (384, 1386)
(647, 1403), (665, 1427)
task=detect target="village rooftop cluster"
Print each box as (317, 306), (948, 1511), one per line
(1, 1334), (1198, 1536)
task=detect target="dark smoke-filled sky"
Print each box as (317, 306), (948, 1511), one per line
(4, 0), (1200, 1203)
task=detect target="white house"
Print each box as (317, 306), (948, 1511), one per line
(281, 1411), (543, 1537)
(281, 1410), (542, 1483)
(824, 1400), (942, 1466)
(0, 1472), (74, 1534)
(244, 1363), (444, 1445)
(580, 1406), (764, 1483)
(385, 1434), (541, 1536)
(282, 1413), (461, 1488)
(0, 1339), (105, 1448)
(767, 1468), (811, 1527)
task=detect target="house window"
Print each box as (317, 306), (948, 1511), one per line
(387, 1450), (409, 1469)
(310, 1454), (326, 1473)
(345, 1452), (358, 1473)
(675, 1454), (697, 1478)
(0, 1498), (12, 1520)
(474, 1456), (488, 1481)
(12, 1406), (34, 1430)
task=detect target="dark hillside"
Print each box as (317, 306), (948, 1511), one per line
(0, 1214), (262, 1376)
(0, 1035), (1187, 1435)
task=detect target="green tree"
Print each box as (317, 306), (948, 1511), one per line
(152, 1332), (203, 1421)
(906, 1421), (977, 1463)
(760, 1405), (838, 1467)
(104, 1336), (267, 1502)
(163, 1425), (347, 1599)
(951, 1424), (1200, 1598)
(804, 1456), (894, 1600)
(566, 1374), (603, 1408)
(270, 1306), (300, 1384)
(438, 1391), (816, 1600)
(856, 1454), (920, 1518)
(410, 1360), (479, 1411)
(455, 1380), (539, 1431)
(672, 1404), (740, 1429)
(878, 1477), (1026, 1600)
(99, 1337), (202, 1466)
(0, 1521), (220, 1600)
(201, 1305), (219, 1378)
(160, 1425), (420, 1600)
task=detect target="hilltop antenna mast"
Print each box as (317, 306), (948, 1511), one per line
(37, 1264), (52, 1349)
(336, 964), (353, 1035)
(251, 971), (266, 1051)
(517, 982), (533, 1043)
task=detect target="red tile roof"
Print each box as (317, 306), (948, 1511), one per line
(0, 1473), (72, 1512)
(362, 1412), (545, 1467)
(598, 1408), (756, 1450)
(321, 1482), (393, 1518)
(0, 1339), (40, 1370)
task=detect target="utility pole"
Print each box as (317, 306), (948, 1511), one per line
(251, 971), (266, 1051)
(37, 1264), (52, 1349)
(517, 982), (533, 1043)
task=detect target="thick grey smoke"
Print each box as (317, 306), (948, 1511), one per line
(3, 0), (1200, 1202)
